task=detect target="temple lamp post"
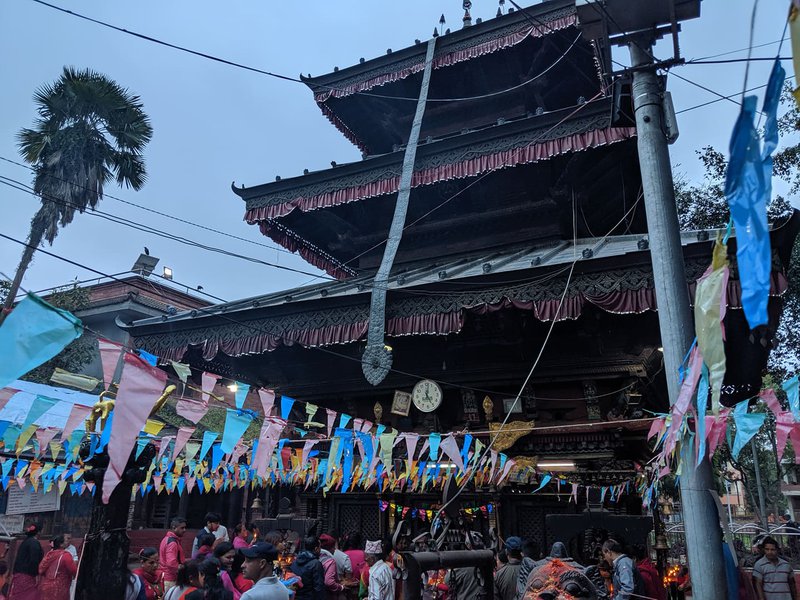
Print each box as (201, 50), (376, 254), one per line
(575, 1), (726, 597)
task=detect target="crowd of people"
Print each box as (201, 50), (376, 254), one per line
(3, 515), (799, 600)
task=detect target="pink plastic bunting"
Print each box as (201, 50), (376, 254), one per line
(97, 338), (124, 387)
(102, 353), (167, 503)
(252, 420), (283, 478)
(173, 426), (195, 458)
(201, 373), (217, 403)
(439, 434), (465, 473)
(62, 403), (92, 440)
(258, 389), (275, 417)
(326, 409), (336, 436)
(176, 398), (208, 424)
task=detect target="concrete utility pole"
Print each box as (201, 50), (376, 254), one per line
(629, 41), (727, 599)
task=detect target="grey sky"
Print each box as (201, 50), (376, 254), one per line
(0, 0), (792, 304)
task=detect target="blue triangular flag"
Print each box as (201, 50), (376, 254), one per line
(0, 294), (82, 390)
(280, 396), (296, 420)
(220, 409), (252, 454)
(199, 431), (218, 462)
(234, 383), (250, 410)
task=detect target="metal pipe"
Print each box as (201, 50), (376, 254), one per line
(402, 550), (494, 600)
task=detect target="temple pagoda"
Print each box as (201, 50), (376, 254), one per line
(125, 0), (798, 556)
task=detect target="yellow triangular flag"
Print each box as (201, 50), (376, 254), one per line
(143, 419), (165, 436)
(15, 424), (38, 456)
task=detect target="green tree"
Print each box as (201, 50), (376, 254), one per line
(2, 67), (152, 315)
(673, 83), (800, 379)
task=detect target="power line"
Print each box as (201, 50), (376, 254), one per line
(686, 56), (791, 65)
(0, 175), (339, 281)
(676, 83), (768, 115)
(0, 155), (298, 259)
(692, 37), (789, 62)
(27, 0), (587, 105)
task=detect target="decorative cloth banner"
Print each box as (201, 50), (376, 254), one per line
(0, 294), (83, 390)
(98, 338), (124, 387)
(220, 409), (253, 454)
(60, 403), (91, 442)
(723, 59), (784, 329)
(761, 388), (783, 418)
(102, 353), (167, 503)
(693, 239), (729, 414)
(234, 383), (250, 410)
(280, 396), (296, 420)
(176, 398), (208, 424)
(731, 400), (766, 460)
(258, 389), (275, 417)
(34, 427), (59, 457)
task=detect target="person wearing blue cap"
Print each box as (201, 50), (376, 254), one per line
(240, 542), (290, 600)
(495, 537), (523, 600)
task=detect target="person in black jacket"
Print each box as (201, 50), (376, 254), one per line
(291, 536), (325, 600)
(9, 522), (43, 600)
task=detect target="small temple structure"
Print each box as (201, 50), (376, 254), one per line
(125, 0), (798, 556)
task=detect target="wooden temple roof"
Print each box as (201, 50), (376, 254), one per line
(236, 99), (639, 277)
(299, 0), (606, 155)
(123, 215), (799, 406)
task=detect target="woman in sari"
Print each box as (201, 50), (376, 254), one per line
(133, 547), (164, 600)
(38, 535), (77, 600)
(8, 523), (42, 600)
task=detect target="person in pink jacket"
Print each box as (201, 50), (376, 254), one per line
(159, 517), (187, 592)
(319, 535), (355, 600)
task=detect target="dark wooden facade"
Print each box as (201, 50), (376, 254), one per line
(125, 0), (798, 547)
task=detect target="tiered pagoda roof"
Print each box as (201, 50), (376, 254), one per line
(234, 0), (640, 279)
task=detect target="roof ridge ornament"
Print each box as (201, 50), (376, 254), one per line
(463, 0), (472, 27)
(362, 37), (438, 386)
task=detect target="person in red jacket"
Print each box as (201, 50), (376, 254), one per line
(160, 517), (187, 593)
(38, 534), (77, 600)
(633, 546), (666, 600)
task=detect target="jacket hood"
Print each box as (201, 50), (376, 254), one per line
(295, 550), (318, 566)
(319, 549), (335, 563)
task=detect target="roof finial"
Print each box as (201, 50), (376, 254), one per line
(463, 0), (472, 27)
(437, 13), (446, 36)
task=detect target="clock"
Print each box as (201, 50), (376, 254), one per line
(412, 379), (443, 413)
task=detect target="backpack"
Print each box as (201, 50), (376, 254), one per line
(631, 564), (647, 597)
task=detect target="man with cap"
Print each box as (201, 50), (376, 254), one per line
(240, 542), (290, 600)
(365, 539), (394, 600)
(494, 537), (523, 600)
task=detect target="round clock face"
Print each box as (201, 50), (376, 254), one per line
(412, 379), (443, 413)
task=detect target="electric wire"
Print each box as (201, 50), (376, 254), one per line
(0, 175), (338, 282)
(0, 155), (299, 259)
(27, 0), (586, 105)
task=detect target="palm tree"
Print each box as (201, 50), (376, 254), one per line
(2, 66), (152, 313)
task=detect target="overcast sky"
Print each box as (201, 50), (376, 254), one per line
(0, 0), (792, 304)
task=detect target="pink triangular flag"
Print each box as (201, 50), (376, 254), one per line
(0, 388), (18, 413)
(404, 433), (420, 463)
(497, 459), (516, 484)
(258, 389), (275, 417)
(326, 409), (337, 436)
(647, 417), (665, 441)
(201, 372), (217, 403)
(62, 403), (92, 439)
(97, 338), (124, 387)
(353, 418), (363, 432)
(439, 434), (465, 472)
(302, 440), (318, 465)
(176, 398), (208, 424)
(35, 427), (59, 457)
(158, 436), (175, 459)
(760, 389), (783, 418)
(173, 426), (195, 458)
(252, 420), (283, 478)
(361, 420), (373, 433)
(776, 412), (794, 461)
(231, 441), (247, 465)
(103, 353), (167, 503)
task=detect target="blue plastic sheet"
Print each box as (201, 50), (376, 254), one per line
(724, 60), (785, 328)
